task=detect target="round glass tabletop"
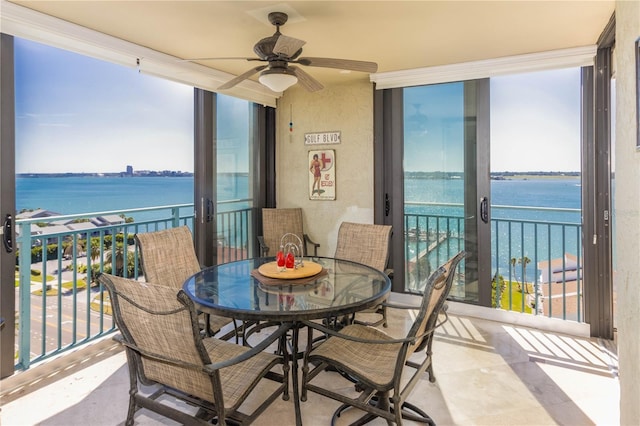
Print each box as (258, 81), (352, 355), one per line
(183, 256), (391, 322)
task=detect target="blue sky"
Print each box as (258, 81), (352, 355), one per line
(403, 68), (581, 173)
(15, 37), (580, 174)
(15, 38), (194, 174)
(490, 67), (581, 173)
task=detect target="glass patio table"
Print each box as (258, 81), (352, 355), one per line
(182, 256), (391, 425)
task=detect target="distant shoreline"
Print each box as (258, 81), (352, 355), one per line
(492, 173), (580, 181)
(17, 171), (194, 178)
(405, 171), (580, 180)
(18, 171), (578, 180)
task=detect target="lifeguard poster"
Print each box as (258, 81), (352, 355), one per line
(308, 149), (336, 200)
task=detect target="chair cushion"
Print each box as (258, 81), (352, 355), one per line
(309, 324), (401, 388)
(136, 226), (201, 288)
(334, 222), (392, 272)
(203, 338), (281, 409)
(262, 208), (306, 256)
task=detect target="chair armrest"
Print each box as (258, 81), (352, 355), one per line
(303, 234), (320, 257)
(301, 320), (432, 346)
(379, 302), (450, 331)
(384, 268), (394, 279)
(257, 236), (269, 257)
(205, 322), (292, 371)
(114, 323), (292, 373)
(380, 301), (420, 310)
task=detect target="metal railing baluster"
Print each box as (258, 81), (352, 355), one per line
(403, 203), (582, 321)
(13, 201), (582, 372)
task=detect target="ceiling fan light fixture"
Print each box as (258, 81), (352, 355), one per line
(259, 68), (297, 92)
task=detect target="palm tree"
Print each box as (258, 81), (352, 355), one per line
(510, 257), (518, 286)
(518, 256), (532, 293)
(89, 238), (102, 263)
(105, 242), (125, 276)
(492, 272), (506, 308)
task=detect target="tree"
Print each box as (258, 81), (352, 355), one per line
(105, 242), (125, 276)
(89, 238), (102, 262)
(518, 256), (531, 293)
(510, 257), (518, 285)
(492, 272), (506, 309)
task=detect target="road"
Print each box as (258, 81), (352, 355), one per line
(14, 257), (116, 362)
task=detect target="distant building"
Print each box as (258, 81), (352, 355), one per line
(16, 211), (127, 245)
(126, 165), (133, 175)
(16, 209), (62, 220)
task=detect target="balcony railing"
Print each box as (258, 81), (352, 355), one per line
(13, 201), (581, 372)
(404, 203), (582, 322)
(14, 203), (252, 371)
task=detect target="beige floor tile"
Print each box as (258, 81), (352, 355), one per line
(0, 314), (619, 426)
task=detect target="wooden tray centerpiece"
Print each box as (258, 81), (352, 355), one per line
(257, 260), (323, 280)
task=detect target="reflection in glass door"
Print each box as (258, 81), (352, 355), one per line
(402, 81), (490, 304)
(215, 94), (255, 262)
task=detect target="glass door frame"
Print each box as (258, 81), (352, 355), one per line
(193, 89), (218, 267)
(193, 89), (274, 267)
(0, 33), (17, 379)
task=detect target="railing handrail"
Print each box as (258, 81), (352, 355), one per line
(15, 203), (194, 224)
(403, 209), (583, 322)
(14, 204), (253, 372)
(14, 201), (582, 372)
(405, 201), (580, 214)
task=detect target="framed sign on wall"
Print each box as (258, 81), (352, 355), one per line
(308, 149), (336, 200)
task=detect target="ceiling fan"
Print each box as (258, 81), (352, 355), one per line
(187, 12), (378, 93)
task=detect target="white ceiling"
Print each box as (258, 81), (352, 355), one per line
(6, 1), (615, 90)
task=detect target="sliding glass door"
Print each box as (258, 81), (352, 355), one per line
(375, 81), (490, 303)
(194, 91), (271, 266)
(401, 81), (491, 304)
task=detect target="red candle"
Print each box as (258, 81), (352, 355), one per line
(285, 252), (295, 269)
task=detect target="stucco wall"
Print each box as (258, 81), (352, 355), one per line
(616, 1), (640, 424)
(275, 80), (374, 256)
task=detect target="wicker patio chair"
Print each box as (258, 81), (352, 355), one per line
(334, 221), (393, 327)
(135, 226), (233, 338)
(258, 208), (319, 257)
(98, 273), (291, 426)
(301, 251), (465, 425)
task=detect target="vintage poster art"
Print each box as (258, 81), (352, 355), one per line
(308, 149), (336, 200)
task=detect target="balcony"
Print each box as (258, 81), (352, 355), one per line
(405, 204), (583, 321)
(9, 203), (588, 372)
(1, 203), (618, 424)
(0, 302), (618, 425)
(11, 203), (252, 371)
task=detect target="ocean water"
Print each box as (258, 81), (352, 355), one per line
(18, 176), (581, 217)
(17, 176), (194, 214)
(403, 177), (582, 283)
(17, 175), (581, 280)
(17, 176), (195, 223)
(405, 177), (581, 222)
(16, 175), (247, 222)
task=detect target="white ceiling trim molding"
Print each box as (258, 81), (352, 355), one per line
(0, 1), (278, 107)
(371, 45), (598, 89)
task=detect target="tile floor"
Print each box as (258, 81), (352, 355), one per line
(0, 305), (619, 426)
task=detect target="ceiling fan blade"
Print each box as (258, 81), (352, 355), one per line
(179, 57), (262, 62)
(297, 57), (378, 73)
(217, 65), (268, 90)
(273, 34), (306, 57)
(290, 66), (324, 92)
